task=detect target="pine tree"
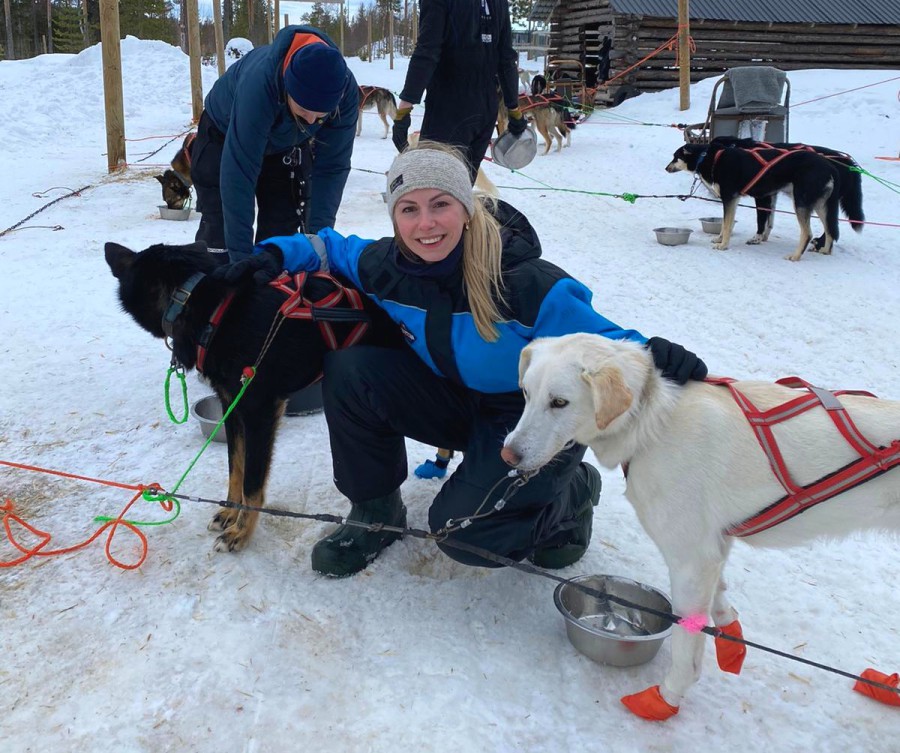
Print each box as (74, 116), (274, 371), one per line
(51, 0), (83, 53)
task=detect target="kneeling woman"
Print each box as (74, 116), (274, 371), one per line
(231, 142), (707, 577)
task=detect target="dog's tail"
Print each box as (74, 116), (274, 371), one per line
(839, 160), (865, 234)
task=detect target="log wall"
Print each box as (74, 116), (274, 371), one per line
(546, 2), (900, 104)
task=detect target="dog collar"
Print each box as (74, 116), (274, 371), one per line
(162, 272), (205, 339)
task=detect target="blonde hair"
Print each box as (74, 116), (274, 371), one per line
(392, 140), (507, 341)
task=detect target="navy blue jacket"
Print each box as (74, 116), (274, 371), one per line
(261, 201), (646, 393)
(204, 26), (359, 257)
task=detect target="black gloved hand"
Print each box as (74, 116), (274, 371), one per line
(507, 108), (528, 137)
(392, 108), (412, 153)
(209, 247), (284, 286)
(646, 336), (708, 384)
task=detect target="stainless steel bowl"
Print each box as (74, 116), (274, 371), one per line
(159, 205), (192, 221)
(699, 217), (723, 234)
(554, 574), (673, 667)
(653, 227), (692, 246)
(190, 395), (226, 443)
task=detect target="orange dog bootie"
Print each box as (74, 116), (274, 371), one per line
(621, 686), (679, 721)
(715, 619), (746, 674)
(853, 668), (900, 707)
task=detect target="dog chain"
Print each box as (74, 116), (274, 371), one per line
(432, 469), (537, 540)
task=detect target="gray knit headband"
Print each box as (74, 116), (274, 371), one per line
(386, 149), (475, 219)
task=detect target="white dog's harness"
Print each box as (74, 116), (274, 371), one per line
(704, 376), (900, 537)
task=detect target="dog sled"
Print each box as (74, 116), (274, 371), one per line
(683, 66), (791, 145)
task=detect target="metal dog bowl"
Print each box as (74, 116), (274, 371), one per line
(191, 395), (226, 443)
(159, 205), (192, 221)
(554, 574), (673, 667)
(285, 381), (324, 416)
(699, 217), (723, 234)
(653, 227), (693, 246)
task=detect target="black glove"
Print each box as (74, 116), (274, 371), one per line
(392, 108), (412, 153)
(646, 336), (708, 384)
(507, 108), (528, 137)
(209, 247), (284, 286)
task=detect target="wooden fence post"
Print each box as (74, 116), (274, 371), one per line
(274, 0), (280, 32)
(3, 0), (14, 60)
(212, 0), (226, 77)
(678, 0), (691, 110)
(186, 0), (203, 123)
(99, 0), (126, 171)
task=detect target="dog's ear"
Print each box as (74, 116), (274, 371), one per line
(105, 242), (135, 279)
(582, 366), (633, 430)
(154, 174), (166, 185)
(518, 345), (534, 388)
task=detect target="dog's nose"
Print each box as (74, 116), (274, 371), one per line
(500, 445), (520, 467)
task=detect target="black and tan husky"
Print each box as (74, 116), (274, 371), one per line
(666, 140), (862, 261)
(356, 85), (397, 139)
(709, 137), (865, 253)
(155, 132), (195, 210)
(105, 240), (401, 551)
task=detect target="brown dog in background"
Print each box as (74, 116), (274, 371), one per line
(356, 85), (397, 139)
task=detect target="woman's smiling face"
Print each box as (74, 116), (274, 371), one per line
(393, 188), (467, 263)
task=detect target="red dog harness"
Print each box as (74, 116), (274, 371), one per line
(358, 85), (380, 108)
(516, 92), (567, 114)
(708, 376), (900, 537)
(196, 272), (369, 374)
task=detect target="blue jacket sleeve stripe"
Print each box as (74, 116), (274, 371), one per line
(531, 279), (647, 344)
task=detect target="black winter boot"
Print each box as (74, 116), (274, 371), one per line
(530, 463), (602, 569)
(311, 490), (407, 577)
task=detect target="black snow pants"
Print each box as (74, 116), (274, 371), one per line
(322, 345), (590, 567)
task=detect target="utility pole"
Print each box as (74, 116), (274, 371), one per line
(678, 0), (690, 110)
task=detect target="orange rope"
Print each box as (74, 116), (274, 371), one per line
(0, 460), (170, 570)
(603, 26), (695, 87)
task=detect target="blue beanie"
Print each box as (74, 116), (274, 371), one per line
(284, 43), (348, 114)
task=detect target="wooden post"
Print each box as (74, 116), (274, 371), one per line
(186, 0), (203, 122)
(283, 13), (288, 28)
(266, 0), (273, 43)
(99, 0), (125, 171)
(339, 0), (344, 55)
(411, 2), (417, 47)
(678, 0), (690, 110)
(389, 8), (394, 69)
(367, 13), (371, 62)
(212, 0), (226, 77)
(46, 0), (53, 53)
(274, 0), (280, 32)
(3, 0), (14, 60)
(81, 0), (90, 48)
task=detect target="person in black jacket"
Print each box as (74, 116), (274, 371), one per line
(391, 0), (528, 182)
(218, 142), (708, 577)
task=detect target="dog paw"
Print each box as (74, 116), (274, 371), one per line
(208, 510), (237, 532)
(746, 236), (763, 245)
(711, 242), (730, 251)
(784, 252), (803, 262)
(214, 528), (249, 552)
(711, 234), (723, 244)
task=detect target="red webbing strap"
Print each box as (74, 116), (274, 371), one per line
(268, 271), (369, 352)
(358, 85), (375, 107)
(517, 92), (566, 113)
(196, 290), (237, 373)
(712, 376), (896, 537)
(183, 132), (197, 168)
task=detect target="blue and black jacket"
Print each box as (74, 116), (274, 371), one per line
(204, 25), (359, 257)
(265, 201), (646, 394)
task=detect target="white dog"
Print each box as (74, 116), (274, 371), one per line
(502, 333), (900, 719)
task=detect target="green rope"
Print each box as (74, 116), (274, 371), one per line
(497, 167), (639, 203)
(850, 165), (900, 194)
(97, 367), (258, 528)
(164, 364), (189, 424)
